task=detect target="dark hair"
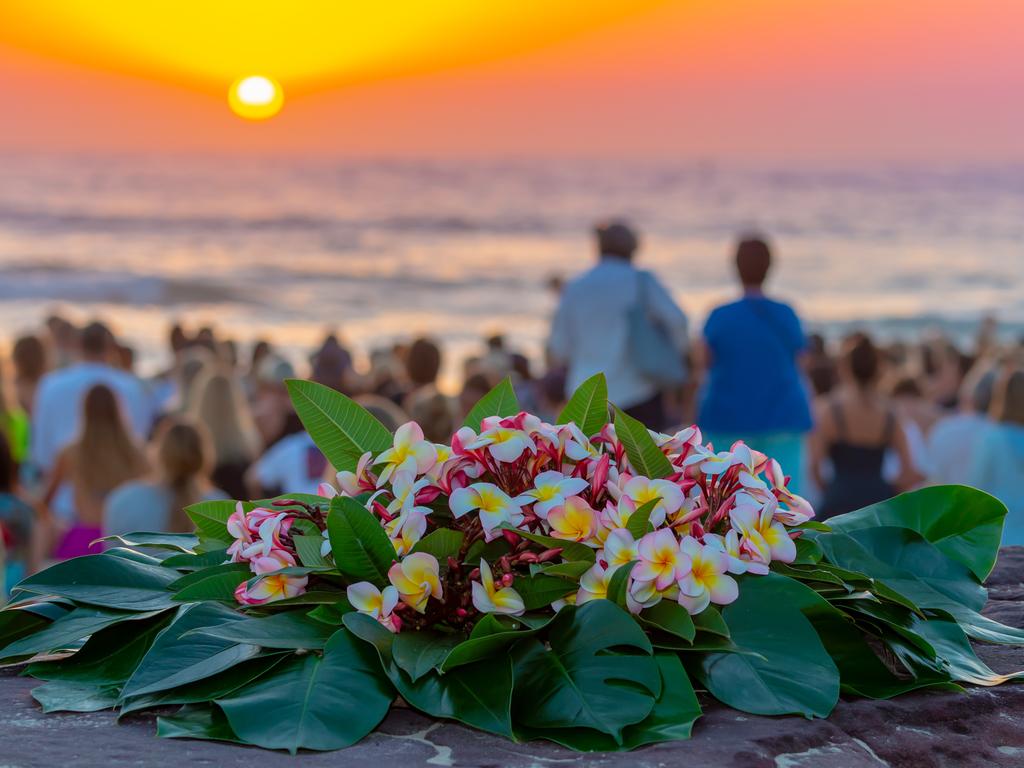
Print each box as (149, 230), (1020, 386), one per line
(842, 333), (880, 386)
(0, 431), (16, 493)
(406, 337), (442, 387)
(156, 419), (211, 532)
(594, 221), (638, 260)
(80, 321), (114, 357)
(991, 370), (1024, 426)
(735, 237), (772, 286)
(12, 335), (48, 380)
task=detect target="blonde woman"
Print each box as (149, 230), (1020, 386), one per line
(190, 371), (260, 500)
(104, 418), (226, 536)
(42, 384), (149, 558)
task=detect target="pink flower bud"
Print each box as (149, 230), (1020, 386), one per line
(537, 547), (563, 562)
(502, 529), (521, 547)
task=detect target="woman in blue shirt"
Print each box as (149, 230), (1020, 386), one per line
(698, 237), (813, 492)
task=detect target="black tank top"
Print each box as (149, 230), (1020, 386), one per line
(820, 400), (897, 520)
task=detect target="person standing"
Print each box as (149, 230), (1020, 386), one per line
(31, 322), (154, 475)
(548, 220), (688, 431)
(697, 236), (812, 490)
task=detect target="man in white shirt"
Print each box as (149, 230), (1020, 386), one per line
(249, 430), (327, 497)
(548, 221), (688, 430)
(31, 322), (155, 473)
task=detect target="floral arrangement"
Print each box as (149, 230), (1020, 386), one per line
(1, 375), (1020, 754)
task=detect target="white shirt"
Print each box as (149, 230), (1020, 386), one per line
(252, 432), (327, 496)
(31, 362), (155, 472)
(926, 412), (988, 486)
(548, 257), (688, 408)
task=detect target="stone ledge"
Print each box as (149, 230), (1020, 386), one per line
(2, 547), (1022, 768)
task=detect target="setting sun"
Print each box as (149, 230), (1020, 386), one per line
(228, 75), (283, 120)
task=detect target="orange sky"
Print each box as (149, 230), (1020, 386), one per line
(1, 0), (1022, 160)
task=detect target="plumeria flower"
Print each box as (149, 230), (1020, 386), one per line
(317, 482), (339, 499)
(703, 530), (748, 575)
(683, 445), (739, 476)
(730, 498), (797, 566)
(385, 507), (429, 556)
(560, 423), (600, 460)
(626, 575), (663, 615)
(547, 496), (600, 544)
(602, 529), (639, 572)
(676, 536), (739, 615)
(576, 563), (611, 604)
(320, 527), (332, 558)
(450, 482), (525, 539)
(347, 582), (401, 632)
(466, 417), (536, 463)
(515, 471), (589, 519)
(622, 477), (684, 527)
(249, 546), (296, 576)
(764, 459), (815, 525)
(634, 529), (691, 591)
(601, 495), (637, 531)
(471, 559), (525, 616)
(388, 552), (442, 613)
(226, 503), (253, 562)
(376, 423), (438, 485)
(337, 452), (376, 496)
(235, 571), (308, 605)
(240, 512), (292, 560)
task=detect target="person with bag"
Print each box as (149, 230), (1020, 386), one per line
(548, 220), (689, 431)
(697, 236), (813, 491)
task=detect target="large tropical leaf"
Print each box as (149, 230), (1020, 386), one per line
(327, 495), (396, 586)
(693, 575), (841, 718)
(345, 612), (515, 739)
(462, 376), (520, 430)
(813, 527), (1024, 644)
(98, 532), (200, 552)
(216, 629), (394, 753)
(392, 629), (464, 682)
(557, 373), (609, 437)
(511, 600), (661, 743)
(286, 378), (393, 473)
(12, 554), (179, 611)
(439, 613), (555, 672)
(121, 604), (262, 698)
(185, 500), (250, 546)
(157, 703), (242, 743)
(0, 606), (165, 662)
(31, 680), (121, 713)
(827, 485), (1007, 580)
(194, 611), (336, 649)
(612, 406), (672, 479)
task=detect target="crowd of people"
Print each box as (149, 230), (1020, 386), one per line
(1, 223), (1022, 596)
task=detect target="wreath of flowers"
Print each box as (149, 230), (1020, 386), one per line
(1, 374), (1020, 754)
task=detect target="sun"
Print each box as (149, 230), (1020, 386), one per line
(228, 75), (283, 120)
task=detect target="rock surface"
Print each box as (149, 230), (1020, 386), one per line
(2, 547), (1023, 768)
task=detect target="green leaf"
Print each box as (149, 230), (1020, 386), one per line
(345, 613), (514, 739)
(327, 495), (396, 586)
(903, 613), (1024, 686)
(640, 600), (695, 642)
(537, 560), (592, 579)
(172, 567), (251, 603)
(157, 703), (242, 744)
(692, 574), (840, 719)
(0, 603), (66, 653)
(162, 549), (231, 570)
(606, 561), (638, 608)
(32, 680), (120, 713)
(827, 485), (1007, 581)
(193, 611), (336, 649)
(0, 606), (165, 662)
(216, 629), (393, 754)
(514, 574), (576, 610)
(462, 376), (519, 430)
(626, 499), (659, 539)
(25, 612), (171, 686)
(612, 406), (673, 479)
(557, 373), (608, 437)
(410, 528), (464, 561)
(12, 554), (179, 611)
(439, 613), (555, 672)
(286, 378), (393, 473)
(511, 600), (660, 743)
(97, 531), (200, 552)
(392, 630), (464, 682)
(185, 500), (249, 546)
(692, 605), (730, 637)
(293, 534), (330, 568)
(504, 526), (595, 563)
(119, 655), (289, 717)
(521, 653), (702, 750)
(121, 604), (262, 699)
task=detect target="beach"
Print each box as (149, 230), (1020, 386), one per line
(1, 154), (1022, 388)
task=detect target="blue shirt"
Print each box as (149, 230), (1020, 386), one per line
(698, 295), (812, 434)
(967, 423), (1024, 546)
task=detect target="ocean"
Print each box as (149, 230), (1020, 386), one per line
(1, 154), (1022, 386)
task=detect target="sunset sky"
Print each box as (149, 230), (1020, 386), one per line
(1, 0), (1022, 160)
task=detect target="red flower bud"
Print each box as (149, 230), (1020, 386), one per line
(502, 529), (521, 547)
(537, 547), (563, 562)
